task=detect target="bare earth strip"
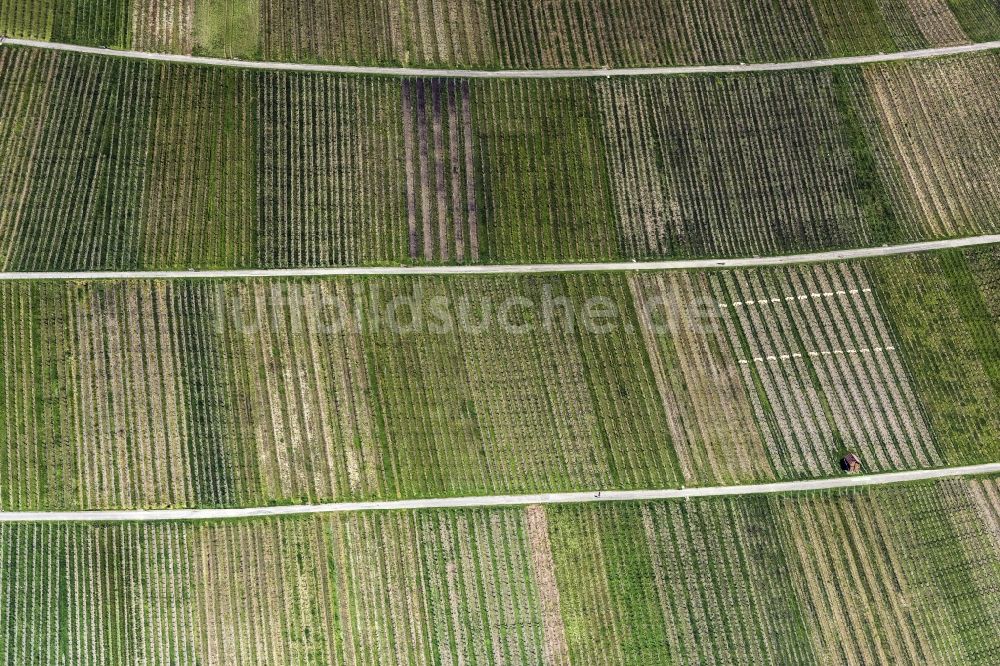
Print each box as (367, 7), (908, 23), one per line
(2, 38), (999, 78)
(525, 505), (571, 665)
(0, 464), (996, 522)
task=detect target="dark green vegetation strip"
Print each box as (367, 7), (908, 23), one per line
(172, 282), (238, 505)
(0, 0), (130, 46)
(51, 0), (130, 47)
(1, 47), (999, 270)
(3, 0), (1000, 67)
(830, 68), (902, 245)
(1, 479), (998, 662)
(871, 249), (1000, 464)
(947, 0), (1000, 43)
(474, 79), (618, 263)
(0, 250), (996, 511)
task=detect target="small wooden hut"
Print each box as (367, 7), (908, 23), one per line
(840, 453), (861, 473)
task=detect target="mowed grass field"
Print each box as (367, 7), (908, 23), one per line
(1, 249), (996, 510)
(1, 48), (1000, 269)
(3, 0), (1000, 66)
(1, 478), (998, 663)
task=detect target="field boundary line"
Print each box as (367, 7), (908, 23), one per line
(3, 38), (1000, 78)
(0, 236), (997, 281)
(1, 464), (997, 522)
(719, 288), (873, 308)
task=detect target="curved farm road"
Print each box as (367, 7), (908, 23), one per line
(0, 236), (997, 281)
(3, 37), (1000, 78)
(1, 464), (997, 522)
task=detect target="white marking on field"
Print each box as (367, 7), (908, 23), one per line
(720, 288), (872, 309)
(738, 346), (895, 364)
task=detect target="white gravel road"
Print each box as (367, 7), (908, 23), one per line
(3, 37), (999, 78)
(0, 236), (996, 281)
(1, 463), (996, 522)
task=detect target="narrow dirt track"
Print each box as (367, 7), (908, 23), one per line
(3, 37), (1000, 78)
(1, 463), (997, 522)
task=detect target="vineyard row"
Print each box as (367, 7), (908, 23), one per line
(0, 251), (996, 510)
(1, 47), (999, 269)
(1, 479), (997, 663)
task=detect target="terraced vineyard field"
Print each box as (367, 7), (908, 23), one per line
(3, 1), (998, 663)
(4, 0), (1000, 66)
(854, 53), (1000, 238)
(597, 72), (869, 258)
(2, 48), (999, 269)
(0, 250), (996, 510)
(1, 478), (998, 663)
